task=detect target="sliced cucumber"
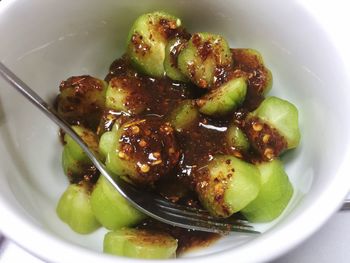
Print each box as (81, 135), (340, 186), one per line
(164, 38), (189, 82)
(251, 96), (300, 149)
(56, 184), (100, 234)
(64, 125), (99, 163)
(178, 32), (232, 88)
(62, 146), (83, 177)
(105, 117), (179, 185)
(90, 177), (145, 230)
(195, 155), (261, 217)
(167, 100), (199, 131)
(104, 228), (177, 259)
(226, 124), (250, 151)
(57, 75), (107, 129)
(105, 76), (146, 114)
(232, 48), (273, 95)
(126, 11), (182, 77)
(241, 159), (293, 222)
(98, 131), (117, 160)
(197, 77), (247, 116)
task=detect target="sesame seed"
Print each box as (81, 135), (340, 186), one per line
(153, 152), (161, 158)
(140, 164), (150, 173)
(263, 134), (270, 143)
(118, 151), (126, 159)
(139, 139), (147, 147)
(264, 148), (274, 159)
(233, 151), (243, 158)
(131, 125), (140, 134)
(151, 160), (162, 166)
(252, 122), (263, 131)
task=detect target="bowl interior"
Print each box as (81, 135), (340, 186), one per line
(1, 0), (350, 262)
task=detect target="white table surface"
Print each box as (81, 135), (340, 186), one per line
(1, 209), (350, 263)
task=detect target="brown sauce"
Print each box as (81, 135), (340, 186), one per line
(56, 51), (276, 254)
(138, 219), (220, 254)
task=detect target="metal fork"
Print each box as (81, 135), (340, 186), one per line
(0, 62), (258, 234)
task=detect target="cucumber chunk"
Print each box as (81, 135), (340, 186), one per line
(57, 75), (107, 129)
(226, 124), (250, 151)
(197, 77), (247, 116)
(232, 48), (273, 96)
(56, 184), (100, 234)
(104, 228), (177, 259)
(105, 76), (147, 114)
(164, 38), (189, 82)
(241, 159), (293, 222)
(178, 32), (232, 88)
(105, 117), (180, 185)
(195, 155), (261, 217)
(90, 177), (145, 230)
(98, 131), (117, 160)
(62, 146), (83, 177)
(244, 96), (301, 159)
(62, 126), (100, 183)
(167, 100), (199, 131)
(64, 125), (99, 163)
(252, 96), (300, 148)
(126, 11), (183, 77)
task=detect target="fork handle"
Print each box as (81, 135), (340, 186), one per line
(0, 62), (143, 211)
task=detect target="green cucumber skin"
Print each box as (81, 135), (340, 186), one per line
(56, 184), (101, 234)
(252, 96), (301, 149)
(167, 100), (199, 131)
(241, 159), (294, 222)
(126, 11), (182, 77)
(90, 177), (145, 230)
(197, 77), (247, 116)
(104, 228), (177, 259)
(196, 155), (261, 218)
(178, 32), (232, 88)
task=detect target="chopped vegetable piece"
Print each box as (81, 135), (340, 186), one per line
(105, 76), (147, 114)
(232, 48), (273, 96)
(242, 159), (293, 222)
(244, 96), (300, 159)
(62, 126), (99, 183)
(56, 184), (100, 234)
(98, 131), (116, 160)
(90, 177), (145, 230)
(196, 77), (247, 116)
(178, 32), (232, 88)
(164, 37), (189, 82)
(126, 11), (183, 77)
(62, 146), (84, 178)
(105, 117), (180, 185)
(167, 100), (199, 131)
(104, 228), (177, 259)
(226, 124), (250, 151)
(64, 125), (99, 163)
(57, 75), (107, 129)
(195, 155), (261, 217)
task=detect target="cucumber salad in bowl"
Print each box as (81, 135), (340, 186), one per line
(54, 11), (300, 259)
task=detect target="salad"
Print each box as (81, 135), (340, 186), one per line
(54, 11), (300, 259)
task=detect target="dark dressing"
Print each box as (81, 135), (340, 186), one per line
(57, 51), (271, 253)
(103, 56), (259, 252)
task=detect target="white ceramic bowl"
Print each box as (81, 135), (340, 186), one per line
(1, 0), (350, 262)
